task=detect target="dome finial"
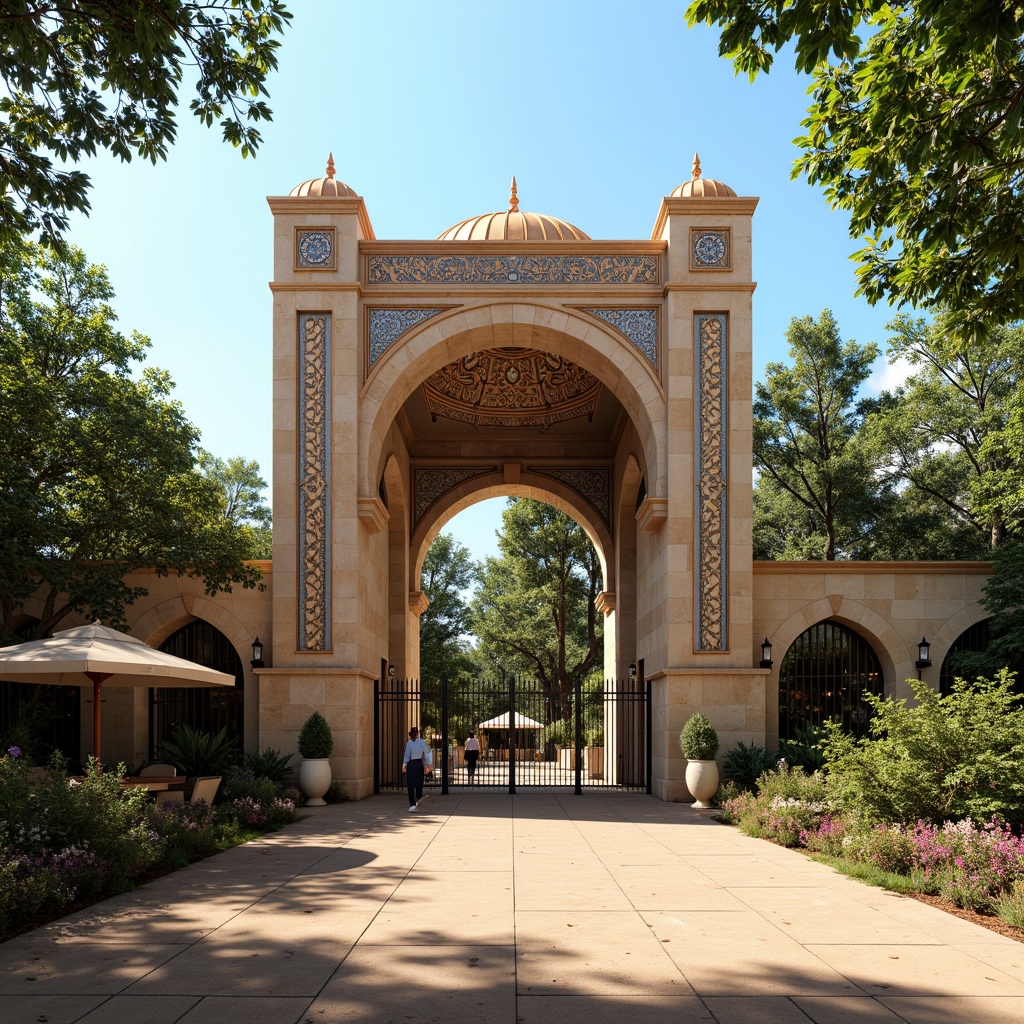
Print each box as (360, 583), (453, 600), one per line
(326, 153), (336, 180)
(692, 153), (702, 180)
(509, 176), (519, 213)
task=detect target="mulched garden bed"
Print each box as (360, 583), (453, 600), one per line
(907, 892), (1024, 943)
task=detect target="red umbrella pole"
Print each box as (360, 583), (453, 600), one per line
(85, 671), (112, 765)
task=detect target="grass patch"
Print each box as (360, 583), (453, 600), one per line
(806, 853), (923, 895)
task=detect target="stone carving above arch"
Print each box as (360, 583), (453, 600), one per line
(576, 307), (659, 372)
(367, 307), (453, 371)
(414, 467), (497, 528)
(366, 253), (661, 286)
(530, 466), (610, 527)
(360, 303), (665, 502)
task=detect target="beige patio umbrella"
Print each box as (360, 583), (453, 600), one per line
(0, 623), (235, 761)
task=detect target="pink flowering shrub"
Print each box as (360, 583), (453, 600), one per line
(717, 762), (831, 846)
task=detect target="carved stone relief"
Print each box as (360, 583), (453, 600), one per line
(696, 313), (727, 651)
(298, 313), (331, 651)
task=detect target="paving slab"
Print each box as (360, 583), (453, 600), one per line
(0, 791), (1020, 1024)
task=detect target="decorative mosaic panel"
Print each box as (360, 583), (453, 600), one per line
(413, 467), (495, 527)
(298, 313), (331, 651)
(691, 229), (730, 270)
(368, 308), (445, 367)
(696, 314), (727, 651)
(532, 467), (611, 527)
(296, 228), (335, 270)
(367, 254), (660, 285)
(580, 308), (659, 371)
(422, 350), (600, 429)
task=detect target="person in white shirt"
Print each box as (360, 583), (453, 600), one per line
(402, 726), (430, 810)
(464, 730), (480, 781)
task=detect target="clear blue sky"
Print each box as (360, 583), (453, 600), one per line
(65, 0), (905, 564)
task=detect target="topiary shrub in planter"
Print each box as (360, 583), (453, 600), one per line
(679, 712), (719, 807)
(297, 711), (333, 806)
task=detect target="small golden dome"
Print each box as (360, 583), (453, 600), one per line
(289, 153), (358, 198)
(670, 153), (736, 198)
(438, 177), (590, 241)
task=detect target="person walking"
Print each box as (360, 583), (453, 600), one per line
(402, 726), (430, 810)
(464, 729), (480, 782)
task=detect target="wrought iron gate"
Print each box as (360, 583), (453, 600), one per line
(375, 674), (650, 794)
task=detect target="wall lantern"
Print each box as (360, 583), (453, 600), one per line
(759, 637), (773, 669)
(388, 663), (395, 680)
(915, 637), (932, 669)
(250, 636), (264, 669)
(629, 663), (637, 680)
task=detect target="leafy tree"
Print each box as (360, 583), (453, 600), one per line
(199, 452), (272, 559)
(1, 0), (292, 242)
(686, 0), (1024, 336)
(0, 238), (263, 642)
(418, 532), (476, 686)
(753, 310), (883, 560)
(870, 314), (1024, 550)
(470, 499), (602, 721)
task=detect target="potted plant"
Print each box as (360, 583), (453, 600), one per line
(679, 712), (719, 807)
(297, 710), (333, 806)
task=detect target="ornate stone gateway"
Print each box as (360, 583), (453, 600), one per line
(374, 673), (649, 794)
(263, 158), (766, 801)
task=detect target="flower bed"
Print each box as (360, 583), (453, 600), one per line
(0, 747), (299, 939)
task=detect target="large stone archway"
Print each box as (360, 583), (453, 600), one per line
(264, 166), (763, 800)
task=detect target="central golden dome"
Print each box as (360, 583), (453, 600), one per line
(437, 178), (590, 241)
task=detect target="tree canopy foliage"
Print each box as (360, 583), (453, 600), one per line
(418, 532), (476, 686)
(753, 310), (882, 560)
(870, 314), (1024, 550)
(1, 0), (291, 242)
(686, 0), (1024, 336)
(470, 499), (602, 720)
(0, 238), (264, 642)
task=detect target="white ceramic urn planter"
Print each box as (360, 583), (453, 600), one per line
(299, 758), (332, 806)
(685, 759), (719, 808)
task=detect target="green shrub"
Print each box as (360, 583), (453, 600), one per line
(242, 747), (295, 784)
(160, 724), (240, 778)
(298, 711), (333, 759)
(222, 768), (279, 804)
(723, 741), (777, 791)
(721, 763), (830, 846)
(778, 723), (830, 773)
(679, 713), (718, 760)
(541, 718), (575, 748)
(822, 671), (1024, 825)
(324, 780), (348, 803)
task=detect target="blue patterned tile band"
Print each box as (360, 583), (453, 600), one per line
(692, 230), (729, 269)
(367, 254), (660, 285)
(368, 308), (445, 366)
(581, 308), (659, 370)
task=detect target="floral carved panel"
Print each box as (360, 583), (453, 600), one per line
(696, 314), (727, 651)
(413, 467), (496, 528)
(367, 307), (447, 369)
(298, 313), (331, 652)
(578, 307), (659, 371)
(531, 467), (611, 527)
(367, 254), (660, 285)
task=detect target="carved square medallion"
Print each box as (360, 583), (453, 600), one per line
(691, 228), (731, 271)
(295, 227), (336, 270)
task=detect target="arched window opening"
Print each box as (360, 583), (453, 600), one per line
(778, 620), (883, 740)
(152, 621), (244, 757)
(939, 619), (1024, 696)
